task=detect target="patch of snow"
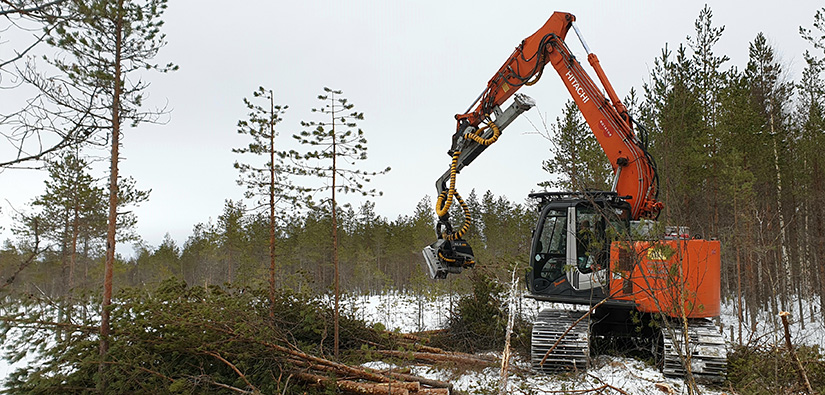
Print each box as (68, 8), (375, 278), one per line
(342, 291), (453, 332)
(720, 296), (825, 350)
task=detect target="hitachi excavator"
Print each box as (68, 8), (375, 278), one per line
(422, 12), (726, 381)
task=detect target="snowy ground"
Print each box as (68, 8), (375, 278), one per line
(2, 291), (822, 393)
(349, 291), (823, 395)
(718, 295), (825, 351)
(349, 292), (727, 395)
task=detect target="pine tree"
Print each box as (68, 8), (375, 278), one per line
(233, 86), (298, 316)
(537, 100), (611, 191)
(716, 71), (760, 338)
(795, 50), (825, 322)
(27, 151), (106, 295)
(179, 221), (221, 286)
(13, 151), (146, 294)
(39, 0), (175, 386)
(686, 5), (729, 236)
(643, 45), (704, 228)
(745, 32), (795, 312)
(289, 87), (390, 359)
(130, 233), (179, 285)
(216, 199), (247, 285)
(800, 7), (825, 56)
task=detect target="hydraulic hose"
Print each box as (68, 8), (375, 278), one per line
(435, 150), (461, 218)
(463, 119), (501, 146)
(435, 119), (501, 242)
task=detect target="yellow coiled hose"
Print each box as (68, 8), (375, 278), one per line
(435, 150), (461, 218)
(436, 190), (471, 241)
(435, 119), (499, 242)
(463, 119), (501, 146)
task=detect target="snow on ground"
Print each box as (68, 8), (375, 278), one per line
(349, 291), (825, 394)
(342, 291), (454, 333)
(719, 295), (825, 350)
(348, 293), (729, 395)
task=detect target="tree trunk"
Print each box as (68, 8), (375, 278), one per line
(770, 111), (791, 312)
(812, 158), (825, 325)
(100, 0), (124, 390)
(268, 90), (277, 319)
(748, 210), (759, 332)
(734, 196), (743, 344)
(332, 91), (340, 359)
(66, 201), (79, 326)
(227, 239), (233, 284)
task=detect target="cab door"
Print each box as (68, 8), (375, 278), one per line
(529, 205), (569, 292)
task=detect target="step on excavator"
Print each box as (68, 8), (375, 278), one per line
(422, 11), (726, 382)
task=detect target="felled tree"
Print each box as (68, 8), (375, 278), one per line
(288, 87), (389, 359)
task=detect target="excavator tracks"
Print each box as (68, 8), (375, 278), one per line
(659, 318), (727, 382)
(531, 309), (590, 372)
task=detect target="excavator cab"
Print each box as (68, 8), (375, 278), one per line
(527, 192), (630, 302)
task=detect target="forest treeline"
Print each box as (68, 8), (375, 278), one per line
(0, 191), (533, 297)
(1, 5), (825, 332)
(637, 6), (825, 330)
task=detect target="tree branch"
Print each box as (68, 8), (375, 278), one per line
(203, 351), (260, 394)
(0, 216), (47, 289)
(0, 0), (65, 17)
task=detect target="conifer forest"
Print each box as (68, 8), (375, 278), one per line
(2, 2), (825, 394)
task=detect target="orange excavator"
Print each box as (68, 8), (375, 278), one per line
(422, 12), (726, 381)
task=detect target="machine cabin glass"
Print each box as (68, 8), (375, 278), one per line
(532, 208), (568, 284)
(529, 200), (630, 292)
(574, 204), (630, 273)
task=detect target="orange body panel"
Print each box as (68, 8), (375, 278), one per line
(609, 239), (721, 318)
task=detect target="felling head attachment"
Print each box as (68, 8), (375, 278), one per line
(421, 238), (476, 279)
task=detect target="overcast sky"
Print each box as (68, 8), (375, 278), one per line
(1, 0), (823, 253)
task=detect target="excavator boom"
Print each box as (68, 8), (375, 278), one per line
(456, 11), (660, 220)
(426, 11), (661, 279)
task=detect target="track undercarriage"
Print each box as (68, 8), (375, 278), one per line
(531, 309), (590, 372)
(658, 318), (727, 382)
(530, 307), (727, 382)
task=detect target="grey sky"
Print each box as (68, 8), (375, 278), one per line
(1, 1), (822, 253)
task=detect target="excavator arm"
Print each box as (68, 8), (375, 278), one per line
(424, 11), (662, 279)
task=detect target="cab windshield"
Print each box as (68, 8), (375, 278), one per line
(538, 209), (566, 255)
